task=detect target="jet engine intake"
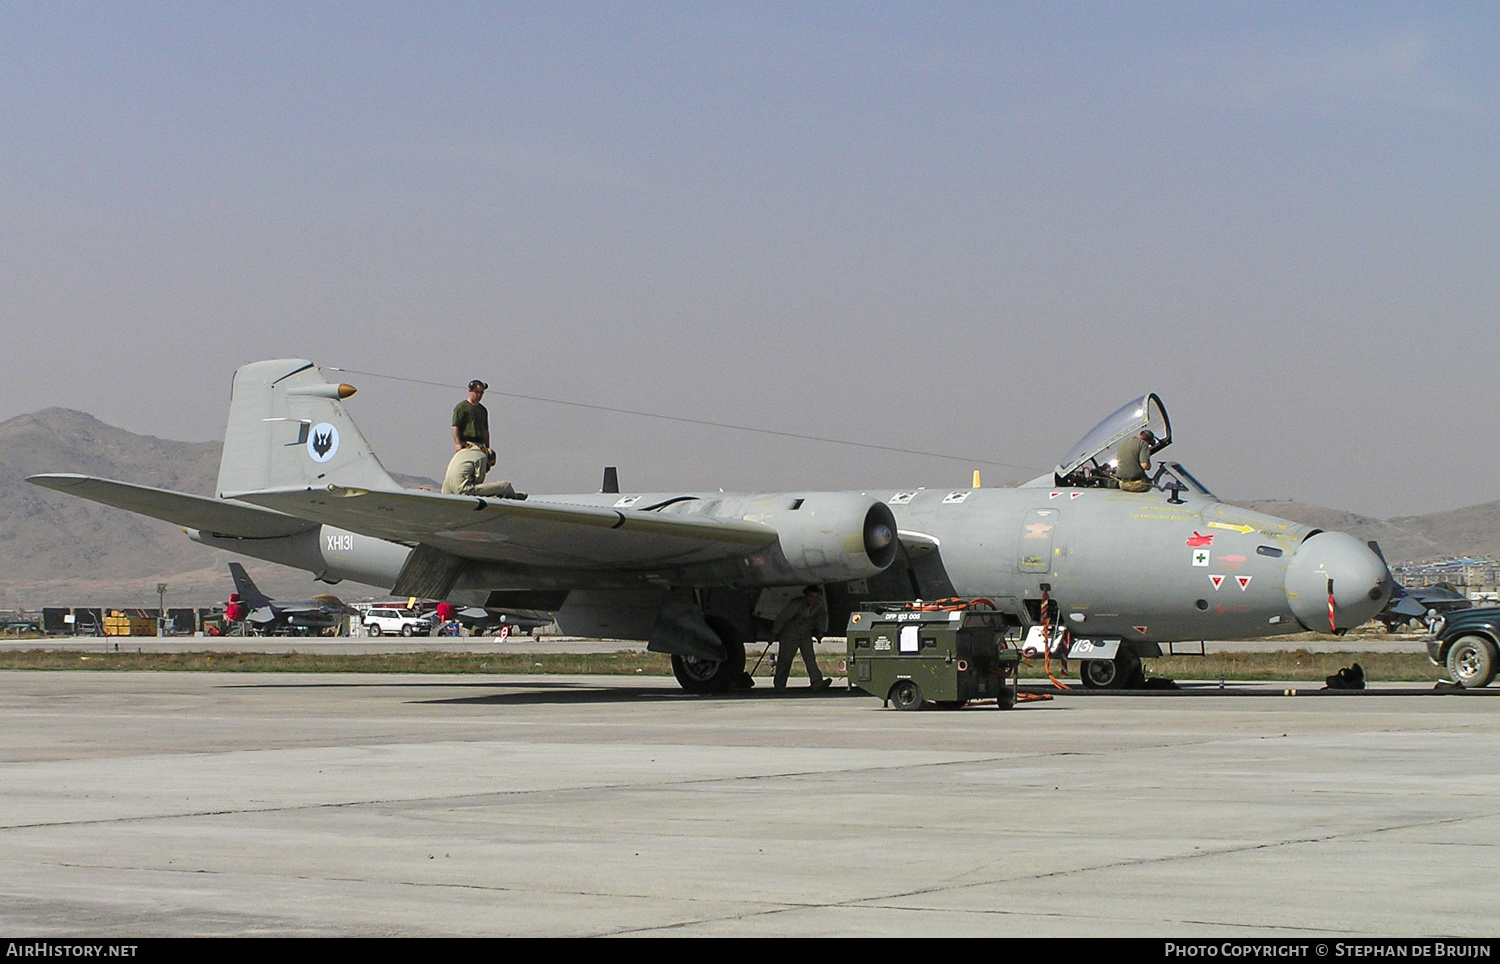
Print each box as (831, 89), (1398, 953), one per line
(761, 495), (898, 583)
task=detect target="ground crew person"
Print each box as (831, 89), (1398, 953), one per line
(452, 379), (490, 451)
(435, 600), (458, 636)
(444, 379), (526, 499)
(772, 585), (832, 691)
(1115, 429), (1156, 492)
(442, 444), (525, 499)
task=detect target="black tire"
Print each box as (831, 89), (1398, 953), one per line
(670, 617), (747, 694)
(367, 624), (381, 637)
(400, 624), (414, 637)
(996, 681), (1016, 710)
(1446, 635), (1498, 689)
(1079, 648), (1143, 690)
(889, 679), (924, 711)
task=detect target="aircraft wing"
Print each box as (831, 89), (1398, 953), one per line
(232, 485), (780, 568)
(27, 474), (317, 539)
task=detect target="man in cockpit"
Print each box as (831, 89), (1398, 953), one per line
(1114, 429), (1156, 492)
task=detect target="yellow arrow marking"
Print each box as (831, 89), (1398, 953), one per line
(1208, 522), (1255, 534)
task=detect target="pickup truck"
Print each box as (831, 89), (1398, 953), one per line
(1426, 606), (1500, 688)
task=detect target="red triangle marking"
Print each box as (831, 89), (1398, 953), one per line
(1049, 492), (1061, 499)
(1237, 575), (1252, 591)
(1210, 574), (1225, 590)
(1069, 491), (1082, 499)
(1132, 625), (1148, 634)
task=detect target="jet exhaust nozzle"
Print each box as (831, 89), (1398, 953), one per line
(863, 505), (898, 570)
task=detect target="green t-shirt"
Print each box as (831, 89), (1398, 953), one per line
(1116, 435), (1151, 481)
(452, 399), (489, 446)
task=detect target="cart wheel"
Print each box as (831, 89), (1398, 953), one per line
(996, 683), (1016, 710)
(889, 680), (924, 711)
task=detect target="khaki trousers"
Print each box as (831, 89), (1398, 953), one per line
(442, 447), (516, 498)
(774, 635), (824, 689)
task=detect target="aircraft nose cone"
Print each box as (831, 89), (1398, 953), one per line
(1286, 531), (1392, 632)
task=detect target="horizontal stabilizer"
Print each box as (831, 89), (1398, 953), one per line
(28, 474), (317, 539)
(232, 485), (779, 570)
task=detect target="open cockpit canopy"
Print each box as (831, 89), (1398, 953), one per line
(1054, 394), (1172, 486)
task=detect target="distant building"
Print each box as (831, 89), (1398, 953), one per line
(1391, 559), (1500, 603)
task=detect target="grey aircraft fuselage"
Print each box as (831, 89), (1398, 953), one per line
(190, 479), (1378, 646)
(34, 358), (1391, 693)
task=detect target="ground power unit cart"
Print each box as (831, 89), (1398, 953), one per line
(845, 601), (1021, 710)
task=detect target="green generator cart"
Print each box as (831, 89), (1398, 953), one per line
(845, 602), (1020, 710)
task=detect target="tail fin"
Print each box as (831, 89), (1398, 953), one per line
(227, 563), (272, 608)
(216, 359), (400, 497)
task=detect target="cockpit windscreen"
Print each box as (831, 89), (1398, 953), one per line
(1054, 393), (1171, 480)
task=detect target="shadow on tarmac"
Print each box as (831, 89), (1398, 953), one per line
(219, 677), (868, 707)
(1018, 682), (1497, 697)
(421, 686), (870, 707)
(220, 676), (1493, 706)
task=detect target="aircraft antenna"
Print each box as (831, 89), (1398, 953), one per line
(326, 367), (1045, 474)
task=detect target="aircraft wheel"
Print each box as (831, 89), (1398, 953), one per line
(1079, 649), (1143, 690)
(670, 618), (747, 694)
(889, 679), (924, 711)
(1446, 636), (1498, 689)
(367, 625), (381, 637)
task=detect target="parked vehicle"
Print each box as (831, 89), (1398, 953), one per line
(1425, 607), (1500, 688)
(363, 608), (437, 637)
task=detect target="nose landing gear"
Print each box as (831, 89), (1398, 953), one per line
(1078, 647), (1144, 689)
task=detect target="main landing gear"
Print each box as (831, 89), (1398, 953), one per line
(669, 617), (748, 694)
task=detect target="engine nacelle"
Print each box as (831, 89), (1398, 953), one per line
(751, 493), (898, 584)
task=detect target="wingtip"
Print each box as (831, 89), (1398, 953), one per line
(26, 473), (88, 489)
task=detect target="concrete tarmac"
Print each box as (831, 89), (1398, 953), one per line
(1, 670), (1495, 937)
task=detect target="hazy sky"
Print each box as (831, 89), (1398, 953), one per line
(3, 3), (1496, 518)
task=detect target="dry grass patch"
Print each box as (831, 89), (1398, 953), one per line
(0, 647), (1438, 682)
